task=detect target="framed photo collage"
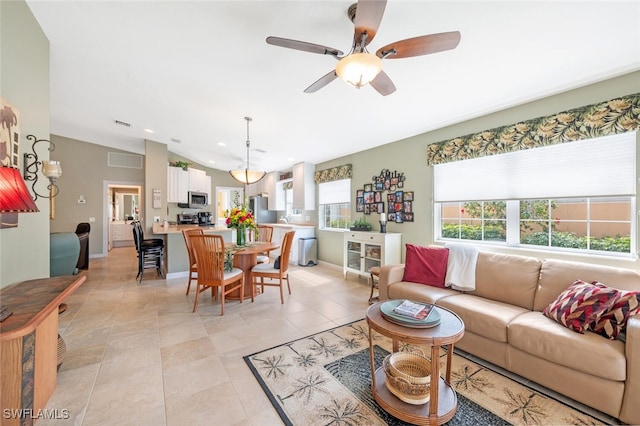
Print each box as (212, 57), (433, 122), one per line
(355, 169), (414, 223)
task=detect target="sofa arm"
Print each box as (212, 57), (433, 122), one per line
(620, 315), (640, 424)
(379, 264), (405, 301)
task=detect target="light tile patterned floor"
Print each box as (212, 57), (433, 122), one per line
(42, 247), (372, 426)
(41, 246), (616, 425)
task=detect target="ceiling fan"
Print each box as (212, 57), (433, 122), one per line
(266, 0), (461, 96)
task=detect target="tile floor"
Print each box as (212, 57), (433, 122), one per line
(42, 246), (373, 426)
(41, 247), (616, 426)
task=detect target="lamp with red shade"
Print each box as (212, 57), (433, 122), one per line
(0, 166), (39, 213)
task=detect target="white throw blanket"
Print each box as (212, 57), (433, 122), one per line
(444, 243), (479, 291)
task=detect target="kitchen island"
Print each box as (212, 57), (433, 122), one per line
(152, 223), (233, 277)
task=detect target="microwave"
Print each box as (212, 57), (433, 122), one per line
(178, 191), (208, 209)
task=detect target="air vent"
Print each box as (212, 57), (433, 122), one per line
(170, 138), (182, 144)
(108, 152), (143, 169)
(114, 119), (132, 128)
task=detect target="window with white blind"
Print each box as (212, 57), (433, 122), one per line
(434, 132), (637, 256)
(318, 179), (351, 230)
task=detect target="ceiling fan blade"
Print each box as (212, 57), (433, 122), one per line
(370, 70), (396, 96)
(376, 31), (461, 59)
(304, 70), (338, 93)
(353, 0), (387, 47)
(266, 36), (343, 57)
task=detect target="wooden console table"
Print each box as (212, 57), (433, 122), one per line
(0, 275), (86, 426)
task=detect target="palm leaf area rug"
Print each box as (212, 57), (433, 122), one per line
(244, 319), (606, 426)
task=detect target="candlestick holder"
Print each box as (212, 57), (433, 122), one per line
(379, 221), (387, 233)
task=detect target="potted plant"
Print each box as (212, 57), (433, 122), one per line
(171, 160), (191, 171)
(350, 217), (372, 231)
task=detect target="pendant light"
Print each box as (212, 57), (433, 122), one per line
(229, 117), (266, 185)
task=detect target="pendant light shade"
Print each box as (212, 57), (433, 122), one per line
(229, 117), (266, 185)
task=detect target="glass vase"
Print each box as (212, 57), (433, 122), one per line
(236, 226), (246, 247)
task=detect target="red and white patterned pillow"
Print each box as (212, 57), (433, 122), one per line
(590, 282), (640, 339)
(543, 280), (618, 333)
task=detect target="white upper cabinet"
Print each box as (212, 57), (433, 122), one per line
(167, 166), (188, 203)
(293, 162), (315, 210)
(188, 168), (208, 193)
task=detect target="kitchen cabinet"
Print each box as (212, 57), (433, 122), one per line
(343, 231), (401, 279)
(268, 225), (315, 265)
(188, 168), (208, 193)
(293, 162), (315, 210)
(110, 222), (134, 248)
(167, 166), (188, 203)
(167, 167), (211, 205)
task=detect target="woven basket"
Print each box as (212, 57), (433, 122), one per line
(383, 352), (431, 405)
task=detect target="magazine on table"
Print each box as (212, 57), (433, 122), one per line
(393, 300), (433, 320)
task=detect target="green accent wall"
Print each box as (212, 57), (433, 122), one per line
(0, 0), (51, 288)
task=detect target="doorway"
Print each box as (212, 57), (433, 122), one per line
(104, 181), (143, 253)
(215, 186), (244, 227)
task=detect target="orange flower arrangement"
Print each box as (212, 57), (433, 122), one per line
(224, 205), (257, 230)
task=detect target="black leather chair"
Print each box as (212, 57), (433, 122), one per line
(132, 221), (165, 282)
(75, 222), (91, 269)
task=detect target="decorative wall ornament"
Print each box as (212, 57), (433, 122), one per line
(314, 163), (352, 183)
(356, 168), (413, 223)
(372, 169), (405, 191)
(426, 92), (640, 166)
(0, 97), (20, 168)
(0, 98), (21, 228)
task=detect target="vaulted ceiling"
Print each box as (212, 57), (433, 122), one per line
(26, 1), (640, 173)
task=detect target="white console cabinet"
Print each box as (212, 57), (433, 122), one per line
(343, 231), (401, 278)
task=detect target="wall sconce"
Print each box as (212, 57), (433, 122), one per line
(23, 135), (62, 201)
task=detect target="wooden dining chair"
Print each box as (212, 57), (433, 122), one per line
(250, 230), (295, 303)
(182, 228), (203, 295)
(255, 225), (274, 264)
(189, 234), (244, 314)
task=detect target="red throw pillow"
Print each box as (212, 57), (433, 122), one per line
(590, 282), (640, 339)
(543, 280), (617, 333)
(402, 245), (449, 288)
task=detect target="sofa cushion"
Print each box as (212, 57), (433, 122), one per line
(534, 258), (640, 312)
(437, 294), (529, 343)
(590, 282), (640, 339)
(402, 245), (449, 288)
(508, 311), (626, 381)
(472, 252), (542, 310)
(542, 280), (617, 333)
(387, 281), (459, 305)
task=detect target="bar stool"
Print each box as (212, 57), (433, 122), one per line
(369, 266), (380, 304)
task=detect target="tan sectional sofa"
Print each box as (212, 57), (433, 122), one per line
(379, 250), (640, 424)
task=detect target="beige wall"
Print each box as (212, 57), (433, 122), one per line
(50, 136), (145, 256)
(316, 71), (640, 270)
(0, 1), (51, 288)
(4, 0), (639, 281)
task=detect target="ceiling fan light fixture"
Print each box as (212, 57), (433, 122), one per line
(229, 117), (266, 185)
(335, 52), (382, 89)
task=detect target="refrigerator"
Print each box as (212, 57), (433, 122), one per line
(249, 195), (277, 224)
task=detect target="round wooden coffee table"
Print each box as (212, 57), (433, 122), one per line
(366, 301), (465, 425)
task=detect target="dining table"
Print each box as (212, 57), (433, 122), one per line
(226, 241), (280, 300)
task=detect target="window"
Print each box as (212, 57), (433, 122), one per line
(434, 133), (636, 256)
(318, 179), (351, 230)
(284, 185), (301, 218)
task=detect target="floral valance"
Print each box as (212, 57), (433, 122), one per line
(426, 93), (640, 166)
(314, 164), (352, 184)
(282, 181), (293, 190)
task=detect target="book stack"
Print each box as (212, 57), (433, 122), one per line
(380, 300), (441, 328)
